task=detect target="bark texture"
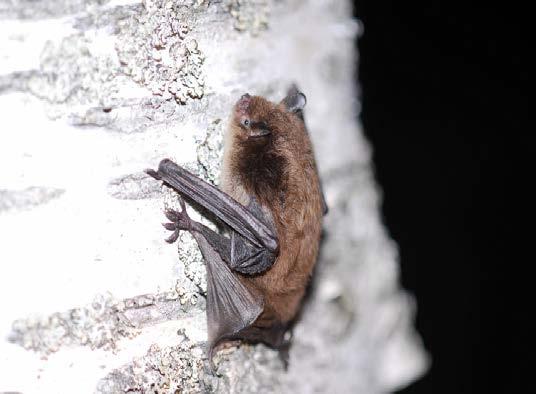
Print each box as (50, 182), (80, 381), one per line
(0, 0), (428, 392)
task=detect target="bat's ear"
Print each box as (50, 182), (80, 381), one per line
(281, 84), (306, 114)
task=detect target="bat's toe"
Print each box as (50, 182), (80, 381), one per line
(165, 230), (180, 244)
(162, 222), (177, 231)
(165, 209), (179, 221)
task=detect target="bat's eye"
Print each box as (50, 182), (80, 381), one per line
(241, 118), (250, 127)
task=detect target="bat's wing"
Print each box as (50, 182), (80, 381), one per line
(147, 159), (278, 252)
(192, 232), (263, 355)
(147, 159), (279, 274)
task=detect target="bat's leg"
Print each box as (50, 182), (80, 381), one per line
(237, 323), (287, 349)
(162, 197), (232, 262)
(234, 319), (291, 368)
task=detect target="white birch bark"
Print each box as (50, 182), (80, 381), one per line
(0, 0), (428, 392)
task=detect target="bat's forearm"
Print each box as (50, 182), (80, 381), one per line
(149, 159), (279, 275)
(148, 159), (278, 252)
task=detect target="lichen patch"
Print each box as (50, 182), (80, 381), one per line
(116, 0), (205, 105)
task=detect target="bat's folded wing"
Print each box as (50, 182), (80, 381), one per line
(147, 159), (278, 253)
(192, 233), (263, 354)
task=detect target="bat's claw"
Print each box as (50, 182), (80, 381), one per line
(165, 229), (180, 244)
(162, 198), (193, 243)
(165, 210), (179, 222)
(162, 222), (177, 231)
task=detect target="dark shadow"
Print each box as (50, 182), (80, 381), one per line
(354, 1), (529, 392)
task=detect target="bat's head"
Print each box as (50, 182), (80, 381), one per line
(232, 93), (274, 140)
(223, 87), (310, 200)
(230, 88), (307, 143)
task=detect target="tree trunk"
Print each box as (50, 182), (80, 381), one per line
(0, 0), (428, 392)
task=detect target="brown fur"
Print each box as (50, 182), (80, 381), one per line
(221, 95), (324, 327)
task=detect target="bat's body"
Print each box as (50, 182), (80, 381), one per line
(147, 87), (326, 360)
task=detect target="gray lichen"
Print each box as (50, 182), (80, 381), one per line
(122, 285), (203, 328)
(15, 27), (153, 132)
(213, 344), (284, 393)
(97, 334), (209, 394)
(116, 0), (205, 104)
(195, 118), (224, 185)
(0, 186), (65, 213)
(225, 0), (271, 34)
(9, 293), (138, 355)
(96, 334), (283, 393)
(0, 71), (36, 94)
(3, 0), (206, 130)
(177, 232), (208, 296)
(8, 286), (204, 356)
(27, 34), (121, 116)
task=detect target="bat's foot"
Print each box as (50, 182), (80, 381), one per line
(162, 197), (193, 243)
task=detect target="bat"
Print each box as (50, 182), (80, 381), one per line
(146, 86), (327, 363)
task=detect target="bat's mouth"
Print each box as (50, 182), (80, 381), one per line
(249, 129), (271, 138)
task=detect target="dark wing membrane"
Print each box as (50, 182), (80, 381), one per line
(228, 197), (278, 274)
(192, 233), (263, 353)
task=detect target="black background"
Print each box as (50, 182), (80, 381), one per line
(353, 1), (528, 392)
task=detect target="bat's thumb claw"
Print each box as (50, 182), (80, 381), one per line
(145, 168), (161, 180)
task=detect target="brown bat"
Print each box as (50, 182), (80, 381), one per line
(146, 86), (327, 361)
